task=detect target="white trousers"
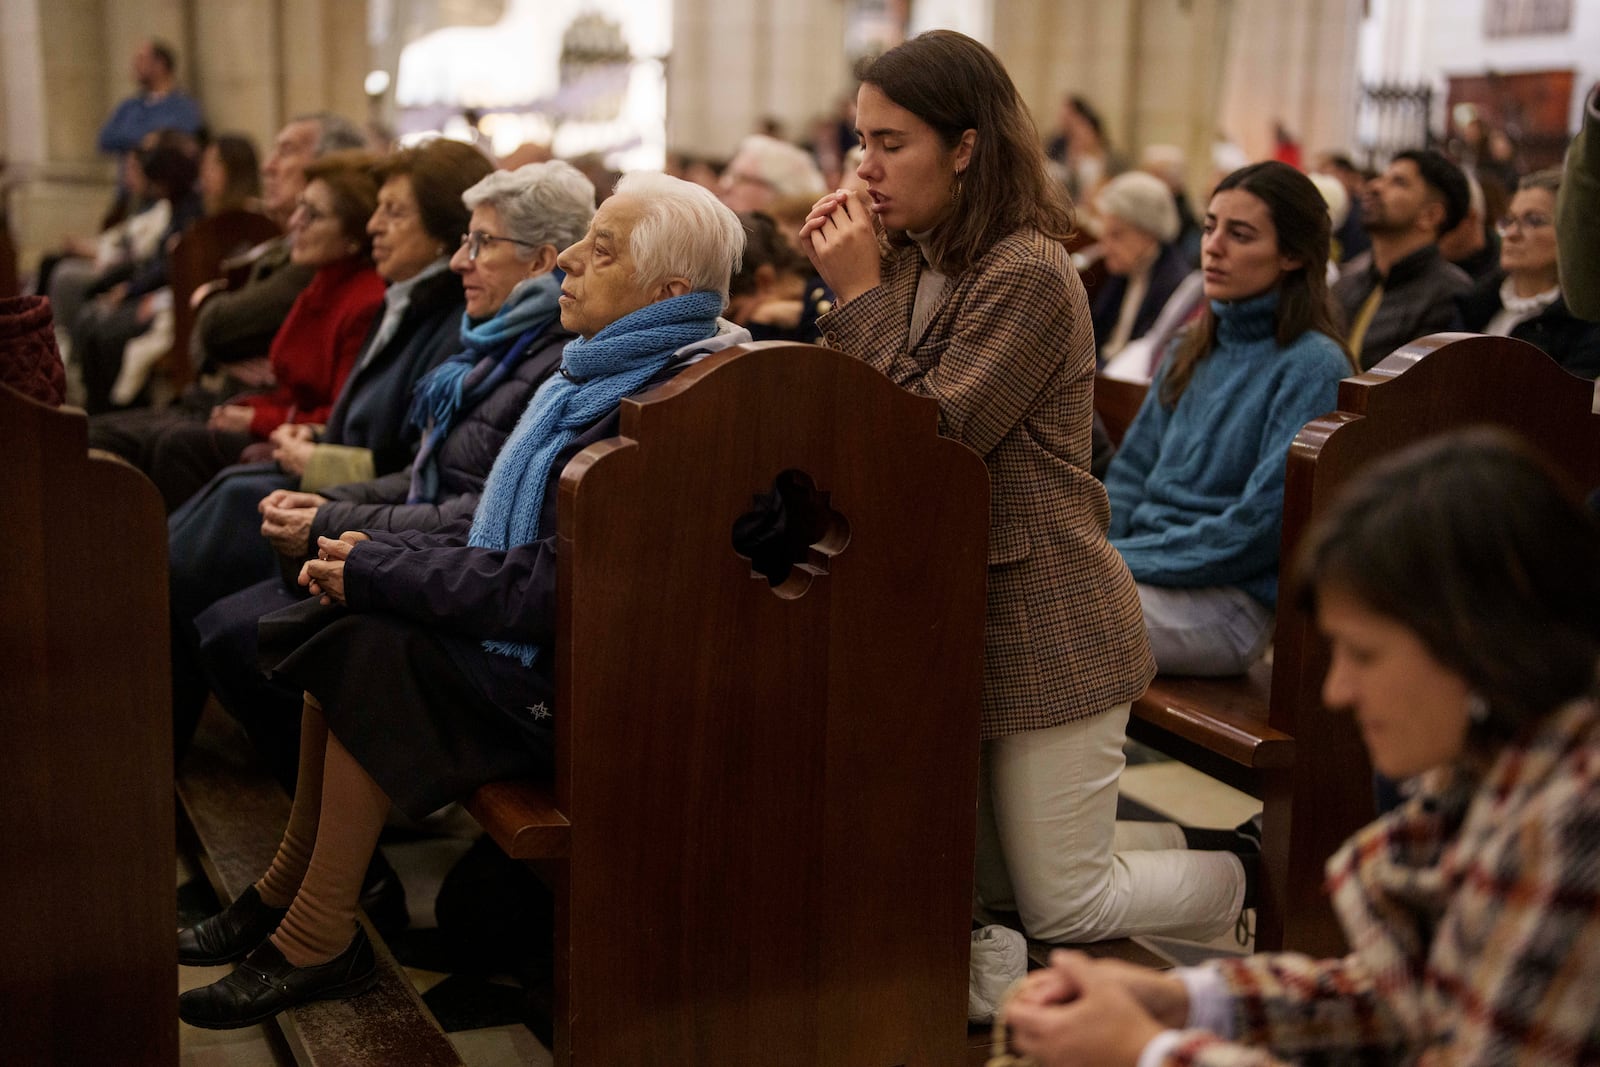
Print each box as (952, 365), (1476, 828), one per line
(974, 702), (1245, 944)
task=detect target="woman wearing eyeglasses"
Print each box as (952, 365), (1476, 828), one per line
(163, 140), (493, 755)
(1456, 169), (1600, 378)
(184, 162), (591, 790)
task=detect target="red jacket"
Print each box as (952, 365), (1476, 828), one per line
(241, 256), (385, 438)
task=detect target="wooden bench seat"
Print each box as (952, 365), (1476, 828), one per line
(1126, 660), (1291, 790)
(462, 780), (568, 860)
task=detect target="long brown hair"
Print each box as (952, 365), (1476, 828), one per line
(1161, 161), (1352, 407)
(855, 30), (1074, 275)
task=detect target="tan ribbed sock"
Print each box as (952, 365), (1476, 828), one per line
(254, 697), (329, 907)
(269, 729), (392, 966)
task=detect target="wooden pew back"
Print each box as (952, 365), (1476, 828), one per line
(1, 384), (176, 1063)
(1102, 334), (1600, 956)
(544, 342), (990, 1065)
(1262, 332), (1600, 950)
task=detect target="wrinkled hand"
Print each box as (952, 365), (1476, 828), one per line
(260, 491), (327, 558)
(798, 189), (881, 305)
(273, 435), (316, 477)
(1002, 952), (1170, 1067)
(207, 404), (256, 434)
(298, 532), (370, 606)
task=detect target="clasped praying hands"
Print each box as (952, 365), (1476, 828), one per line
(298, 531), (369, 606)
(799, 188), (883, 305)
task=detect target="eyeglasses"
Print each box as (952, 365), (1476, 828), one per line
(1495, 211), (1553, 235)
(293, 198), (332, 224)
(459, 230), (538, 261)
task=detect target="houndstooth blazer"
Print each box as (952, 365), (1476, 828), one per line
(817, 228), (1154, 740)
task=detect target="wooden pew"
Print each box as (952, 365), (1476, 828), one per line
(1093, 375), (1149, 447)
(1, 384), (176, 1063)
(1103, 334), (1600, 956)
(164, 210), (281, 392)
(466, 341), (991, 1066)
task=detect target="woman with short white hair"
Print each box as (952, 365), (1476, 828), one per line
(1090, 171), (1197, 370)
(176, 172), (750, 1030)
(719, 133), (827, 213)
(181, 160), (598, 791)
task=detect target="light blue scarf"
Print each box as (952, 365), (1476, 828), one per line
(405, 273), (563, 503)
(469, 289), (723, 664)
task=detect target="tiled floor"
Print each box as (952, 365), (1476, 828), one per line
(176, 751), (1258, 1066)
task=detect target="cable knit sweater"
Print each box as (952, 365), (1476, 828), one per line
(1104, 291), (1350, 608)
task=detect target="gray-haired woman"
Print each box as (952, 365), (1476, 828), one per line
(175, 173), (750, 1030)
(179, 161), (598, 786)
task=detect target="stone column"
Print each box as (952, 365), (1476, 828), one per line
(3, 0), (122, 277)
(1219, 0), (1362, 163)
(669, 0), (850, 159)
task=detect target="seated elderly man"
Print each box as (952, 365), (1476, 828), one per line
(175, 171), (749, 1029)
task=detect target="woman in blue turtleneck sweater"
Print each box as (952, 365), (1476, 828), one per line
(1105, 162), (1355, 676)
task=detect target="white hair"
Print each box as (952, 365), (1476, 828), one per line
(1095, 171), (1181, 243)
(462, 161), (596, 260)
(612, 171), (746, 307)
(730, 135), (827, 200)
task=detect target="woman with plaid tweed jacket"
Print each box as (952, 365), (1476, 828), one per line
(802, 31), (1256, 950)
(1004, 429), (1600, 1067)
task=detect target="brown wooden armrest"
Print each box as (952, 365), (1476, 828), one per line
(465, 779), (571, 859)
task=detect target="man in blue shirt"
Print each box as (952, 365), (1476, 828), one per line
(97, 39), (205, 157)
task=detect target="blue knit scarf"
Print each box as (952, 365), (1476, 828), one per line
(470, 289), (723, 664)
(405, 273), (563, 504)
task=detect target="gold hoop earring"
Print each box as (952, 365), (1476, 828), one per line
(952, 173), (964, 207)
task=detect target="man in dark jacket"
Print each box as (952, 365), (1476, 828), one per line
(1334, 149), (1472, 369)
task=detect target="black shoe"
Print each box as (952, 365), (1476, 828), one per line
(359, 852), (409, 939)
(178, 885), (290, 966)
(178, 925), (379, 1030)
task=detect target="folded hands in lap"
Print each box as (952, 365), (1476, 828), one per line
(1001, 951), (1185, 1067)
(299, 532), (369, 607)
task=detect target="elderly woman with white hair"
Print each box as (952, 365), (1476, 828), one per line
(719, 132), (827, 214)
(177, 160), (598, 793)
(1090, 171), (1199, 371)
(176, 171), (750, 1030)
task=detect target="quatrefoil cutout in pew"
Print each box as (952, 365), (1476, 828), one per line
(731, 468), (851, 599)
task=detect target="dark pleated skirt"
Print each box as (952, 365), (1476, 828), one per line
(258, 597), (556, 820)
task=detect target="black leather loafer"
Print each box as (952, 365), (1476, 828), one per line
(178, 925), (378, 1030)
(178, 885), (289, 966)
